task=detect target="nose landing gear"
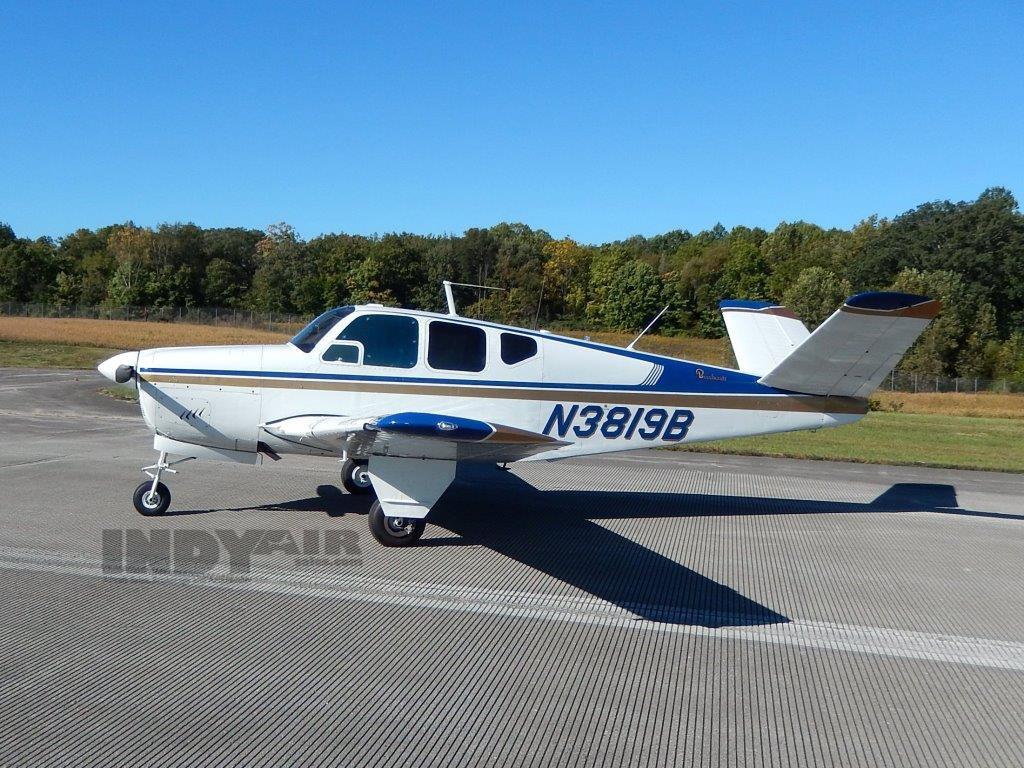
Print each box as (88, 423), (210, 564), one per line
(132, 451), (193, 516)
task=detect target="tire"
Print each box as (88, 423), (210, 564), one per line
(368, 500), (425, 547)
(133, 481), (171, 516)
(341, 459), (374, 495)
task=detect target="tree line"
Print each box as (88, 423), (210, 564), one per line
(1, 187), (1022, 381)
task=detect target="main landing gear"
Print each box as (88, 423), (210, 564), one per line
(368, 500), (426, 547)
(132, 451), (192, 516)
(341, 458), (374, 495)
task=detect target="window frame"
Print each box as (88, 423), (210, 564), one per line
(425, 319), (488, 374)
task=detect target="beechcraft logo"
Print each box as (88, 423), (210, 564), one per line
(695, 368), (726, 382)
(436, 421), (457, 432)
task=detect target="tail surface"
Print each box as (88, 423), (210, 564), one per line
(719, 300), (810, 376)
(757, 292), (941, 398)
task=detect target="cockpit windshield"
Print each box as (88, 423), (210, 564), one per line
(289, 306), (355, 352)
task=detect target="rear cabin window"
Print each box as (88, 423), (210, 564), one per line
(500, 332), (537, 365)
(335, 315), (419, 368)
(428, 321), (486, 372)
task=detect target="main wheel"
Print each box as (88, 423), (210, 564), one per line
(368, 500), (425, 547)
(133, 481), (171, 516)
(341, 459), (374, 495)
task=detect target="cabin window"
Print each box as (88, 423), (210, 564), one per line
(335, 314), (418, 368)
(428, 321), (486, 372)
(321, 342), (361, 364)
(290, 306), (355, 352)
(500, 332), (537, 365)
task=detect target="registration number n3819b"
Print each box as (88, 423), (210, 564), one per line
(542, 404), (695, 442)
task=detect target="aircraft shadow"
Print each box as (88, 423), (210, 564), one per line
(423, 468), (996, 629)
(167, 485), (366, 517)
(168, 466), (1003, 630)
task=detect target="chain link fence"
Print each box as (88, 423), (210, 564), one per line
(884, 370), (1024, 395)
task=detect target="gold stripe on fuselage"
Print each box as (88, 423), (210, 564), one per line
(142, 374), (868, 415)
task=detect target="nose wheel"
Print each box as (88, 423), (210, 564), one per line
(133, 481), (171, 516)
(132, 451), (192, 516)
(368, 501), (425, 547)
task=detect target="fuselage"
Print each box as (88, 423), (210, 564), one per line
(105, 304), (866, 463)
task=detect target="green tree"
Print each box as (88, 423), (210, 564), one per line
(105, 225), (153, 305)
(249, 223), (302, 312)
(542, 238), (591, 320)
(782, 267), (852, 328)
(585, 248), (629, 326)
(888, 268), (972, 375)
(957, 302), (999, 377)
(602, 259), (663, 331)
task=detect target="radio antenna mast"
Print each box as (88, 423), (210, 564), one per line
(627, 305), (670, 350)
(443, 280), (505, 316)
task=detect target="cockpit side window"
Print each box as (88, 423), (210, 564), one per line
(290, 306), (355, 353)
(335, 314), (419, 368)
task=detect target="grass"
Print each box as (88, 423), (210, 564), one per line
(559, 330), (734, 367)
(101, 385), (139, 402)
(0, 340), (118, 369)
(0, 316), (291, 349)
(0, 316), (735, 365)
(679, 412), (1024, 473)
(873, 391), (1024, 419)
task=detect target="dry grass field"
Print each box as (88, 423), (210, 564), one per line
(559, 330), (734, 366)
(873, 391), (1024, 419)
(0, 316), (733, 364)
(0, 317), (291, 349)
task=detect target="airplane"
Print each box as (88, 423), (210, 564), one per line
(97, 282), (940, 547)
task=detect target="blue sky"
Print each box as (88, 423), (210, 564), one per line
(2, 1), (1022, 243)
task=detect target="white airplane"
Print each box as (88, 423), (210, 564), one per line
(98, 283), (940, 547)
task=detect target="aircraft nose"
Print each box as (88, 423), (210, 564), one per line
(97, 351), (139, 383)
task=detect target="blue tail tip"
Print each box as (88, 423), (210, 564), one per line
(845, 292), (934, 311)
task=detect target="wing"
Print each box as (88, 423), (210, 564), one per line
(261, 411), (568, 463)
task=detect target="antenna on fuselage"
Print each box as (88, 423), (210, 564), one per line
(442, 280), (506, 316)
(626, 304), (670, 350)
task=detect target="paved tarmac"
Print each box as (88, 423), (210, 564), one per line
(1, 368), (1023, 767)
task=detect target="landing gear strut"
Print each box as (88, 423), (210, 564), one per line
(132, 451), (192, 516)
(368, 500), (425, 547)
